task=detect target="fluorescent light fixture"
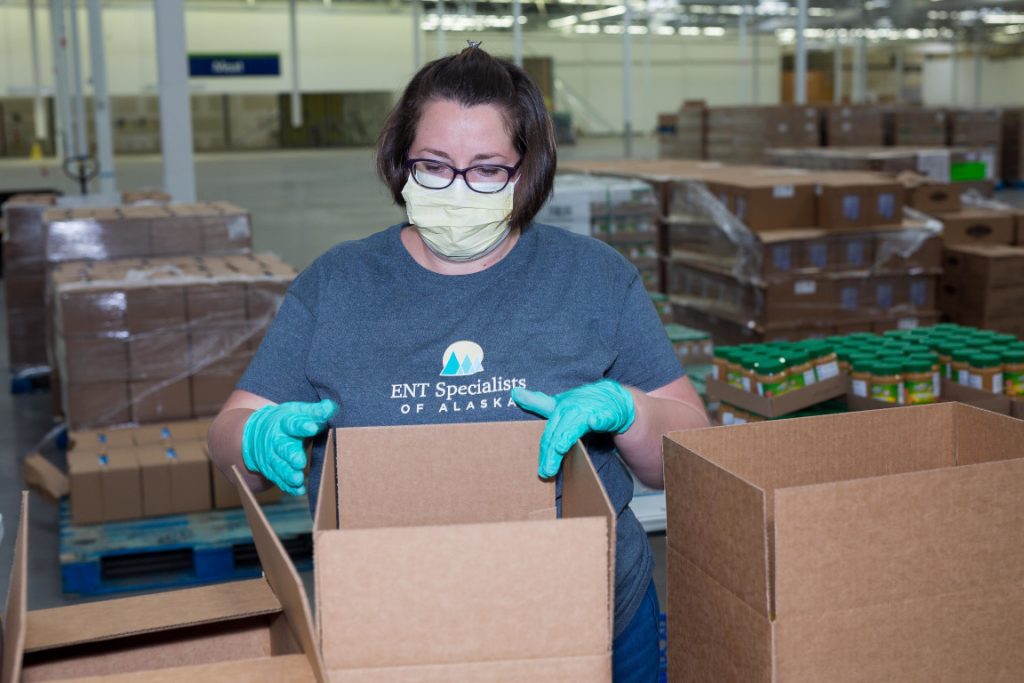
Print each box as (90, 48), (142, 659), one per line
(603, 24), (623, 33)
(629, 25), (648, 34)
(656, 25), (675, 35)
(579, 5), (625, 21)
(574, 23), (600, 32)
(678, 26), (700, 35)
(983, 12), (1024, 24)
(548, 15), (578, 27)
(703, 26), (725, 36)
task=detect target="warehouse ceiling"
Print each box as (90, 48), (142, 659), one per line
(13, 0), (1024, 44)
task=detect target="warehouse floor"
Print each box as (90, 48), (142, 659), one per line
(3, 140), (1024, 613)
(0, 136), (668, 613)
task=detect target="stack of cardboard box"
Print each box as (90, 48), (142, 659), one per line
(1002, 108), (1024, 186)
(535, 174), (661, 289)
(2, 193), (59, 376)
(822, 105), (885, 147)
(705, 106), (819, 164)
(655, 102), (708, 161)
(885, 107), (949, 146)
(664, 168), (941, 342)
(66, 419), (281, 524)
(948, 108), (1002, 150)
(939, 244), (1024, 338)
(51, 253), (295, 428)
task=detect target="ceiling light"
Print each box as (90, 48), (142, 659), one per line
(579, 5), (625, 21)
(703, 26), (724, 36)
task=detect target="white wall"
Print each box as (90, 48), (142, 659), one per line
(922, 54), (1024, 107)
(0, 3), (781, 135)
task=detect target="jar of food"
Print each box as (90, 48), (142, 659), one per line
(804, 341), (840, 382)
(725, 350), (745, 389)
(712, 347), (730, 382)
(755, 358), (789, 398)
(739, 354), (760, 393)
(969, 352), (1003, 395)
(910, 352), (942, 399)
(952, 347), (975, 386)
(850, 356), (875, 398)
(1004, 349), (1024, 397)
(935, 340), (959, 380)
(835, 347), (854, 375)
(903, 359), (937, 405)
(784, 349), (815, 391)
(990, 333), (1019, 346)
(870, 361), (904, 404)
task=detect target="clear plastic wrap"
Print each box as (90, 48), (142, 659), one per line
(50, 253), (295, 429)
(665, 179), (944, 341)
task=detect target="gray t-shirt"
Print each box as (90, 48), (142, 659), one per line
(238, 222), (685, 636)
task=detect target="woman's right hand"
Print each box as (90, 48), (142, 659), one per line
(241, 399), (338, 496)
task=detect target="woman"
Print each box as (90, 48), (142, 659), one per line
(209, 42), (708, 682)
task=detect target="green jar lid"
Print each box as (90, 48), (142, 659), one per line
(1006, 342), (1024, 354)
(826, 335), (849, 345)
(714, 347), (731, 359)
(952, 347), (976, 362)
(969, 352), (1002, 369)
(933, 323), (961, 331)
(783, 349), (810, 365)
(903, 358), (934, 374)
(873, 361), (902, 376)
(909, 353), (939, 366)
(990, 333), (1019, 345)
(972, 330), (1000, 342)
(836, 348), (854, 363)
(935, 340), (961, 356)
(980, 345), (1007, 356)
(882, 329), (911, 339)
(802, 340), (833, 357)
(1004, 349), (1024, 364)
(755, 357), (785, 374)
(851, 355), (876, 372)
(902, 344), (931, 356)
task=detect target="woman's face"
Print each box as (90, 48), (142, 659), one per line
(409, 99), (519, 175)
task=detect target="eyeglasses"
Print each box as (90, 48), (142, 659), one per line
(406, 158), (521, 194)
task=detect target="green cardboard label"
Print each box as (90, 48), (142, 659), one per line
(950, 161), (987, 182)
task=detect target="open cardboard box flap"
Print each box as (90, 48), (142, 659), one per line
(664, 403), (1024, 681)
(1, 490), (319, 682)
(296, 420), (616, 680)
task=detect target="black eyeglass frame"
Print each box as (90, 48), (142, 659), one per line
(405, 158), (523, 194)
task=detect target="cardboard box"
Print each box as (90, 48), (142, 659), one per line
(69, 427), (136, 451)
(68, 449), (142, 524)
(248, 421), (616, 679)
(130, 378), (193, 423)
(212, 464), (283, 509)
(815, 174), (903, 230)
(722, 173), (818, 231)
(664, 403), (1024, 682)
(705, 375), (846, 418)
(0, 492), (323, 682)
(936, 207), (1016, 246)
(136, 443), (212, 517)
(65, 382), (132, 429)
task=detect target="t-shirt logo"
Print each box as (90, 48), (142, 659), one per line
(440, 340), (484, 377)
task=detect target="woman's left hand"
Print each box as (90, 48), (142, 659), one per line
(511, 380), (635, 478)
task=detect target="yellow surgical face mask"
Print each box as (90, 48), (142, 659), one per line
(401, 176), (515, 261)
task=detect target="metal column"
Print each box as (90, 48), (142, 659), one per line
(751, 8), (760, 104)
(87, 0), (116, 195)
(950, 35), (959, 106)
(288, 0), (302, 127)
(153, 0), (196, 202)
(28, 0), (48, 148)
(412, 0), (422, 70)
(894, 45), (904, 103)
(49, 0), (71, 159)
(794, 0), (808, 104)
(738, 6), (749, 103)
(512, 0), (522, 67)
(833, 38), (842, 104)
(437, 0), (446, 57)
(623, 2), (632, 158)
(854, 30), (867, 103)
(68, 0), (88, 158)
(972, 25), (982, 107)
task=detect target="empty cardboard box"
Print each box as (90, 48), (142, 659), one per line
(664, 403), (1024, 682)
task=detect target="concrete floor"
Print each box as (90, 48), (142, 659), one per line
(0, 137), (670, 613)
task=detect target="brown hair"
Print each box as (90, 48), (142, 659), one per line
(376, 44), (556, 231)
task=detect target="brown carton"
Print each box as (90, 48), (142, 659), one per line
(67, 449), (142, 524)
(211, 463), (282, 509)
(130, 378), (193, 423)
(815, 173), (903, 229)
(65, 383), (132, 430)
(936, 207), (1016, 245)
(664, 403), (1024, 682)
(240, 420), (615, 679)
(0, 492), (323, 682)
(726, 173), (818, 231)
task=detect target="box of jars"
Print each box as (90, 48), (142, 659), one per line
(706, 338), (847, 418)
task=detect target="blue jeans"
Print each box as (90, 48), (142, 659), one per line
(612, 580), (661, 683)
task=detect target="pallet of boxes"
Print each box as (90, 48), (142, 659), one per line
(35, 202), (298, 527)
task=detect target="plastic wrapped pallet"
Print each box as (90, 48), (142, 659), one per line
(2, 193), (60, 374)
(664, 179), (943, 343)
(536, 173), (660, 290)
(50, 252), (295, 429)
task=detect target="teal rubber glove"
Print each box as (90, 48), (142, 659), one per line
(511, 379), (635, 478)
(241, 399), (338, 496)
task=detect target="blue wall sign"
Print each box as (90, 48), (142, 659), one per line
(189, 53), (280, 77)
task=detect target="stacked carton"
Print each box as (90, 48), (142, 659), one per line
(2, 193), (59, 375)
(822, 105), (885, 147)
(50, 253), (295, 428)
(948, 108), (1002, 149)
(66, 419), (281, 524)
(939, 244), (1024, 338)
(1002, 108), (1024, 186)
(705, 106), (819, 164)
(535, 174), (660, 289)
(885, 107), (949, 146)
(665, 168), (941, 343)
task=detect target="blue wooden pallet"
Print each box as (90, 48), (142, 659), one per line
(60, 495), (312, 596)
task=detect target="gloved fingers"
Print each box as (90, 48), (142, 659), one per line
(281, 412), (324, 439)
(555, 406), (591, 455)
(267, 448), (306, 491)
(272, 434), (308, 470)
(510, 387), (557, 419)
(538, 409), (572, 478)
(292, 399), (339, 423)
